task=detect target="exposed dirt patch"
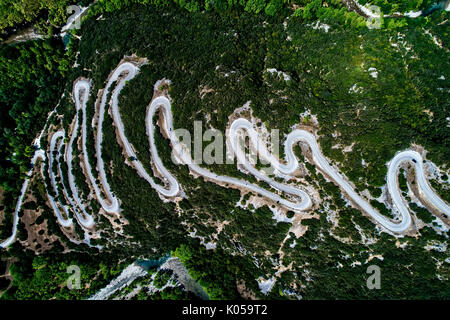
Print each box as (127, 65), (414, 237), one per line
(199, 85), (215, 99)
(19, 166), (69, 254)
(236, 279), (258, 300)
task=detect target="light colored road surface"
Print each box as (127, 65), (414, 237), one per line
(74, 79), (120, 214)
(154, 95), (450, 232)
(2, 60), (450, 248)
(89, 257), (209, 300)
(65, 81), (94, 228)
(48, 131), (73, 227)
(228, 119), (312, 210)
(388, 151), (450, 230)
(139, 60), (448, 233)
(150, 94), (313, 210)
(230, 120), (448, 232)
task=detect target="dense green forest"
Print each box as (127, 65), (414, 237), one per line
(0, 243), (131, 299)
(0, 39), (73, 240)
(0, 0), (449, 300)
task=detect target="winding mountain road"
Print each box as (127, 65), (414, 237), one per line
(2, 59), (449, 248)
(107, 63), (180, 198)
(75, 79), (120, 215)
(120, 62), (449, 233)
(65, 80), (94, 228)
(152, 91), (449, 233)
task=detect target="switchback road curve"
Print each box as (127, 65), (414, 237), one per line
(2, 60), (449, 248)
